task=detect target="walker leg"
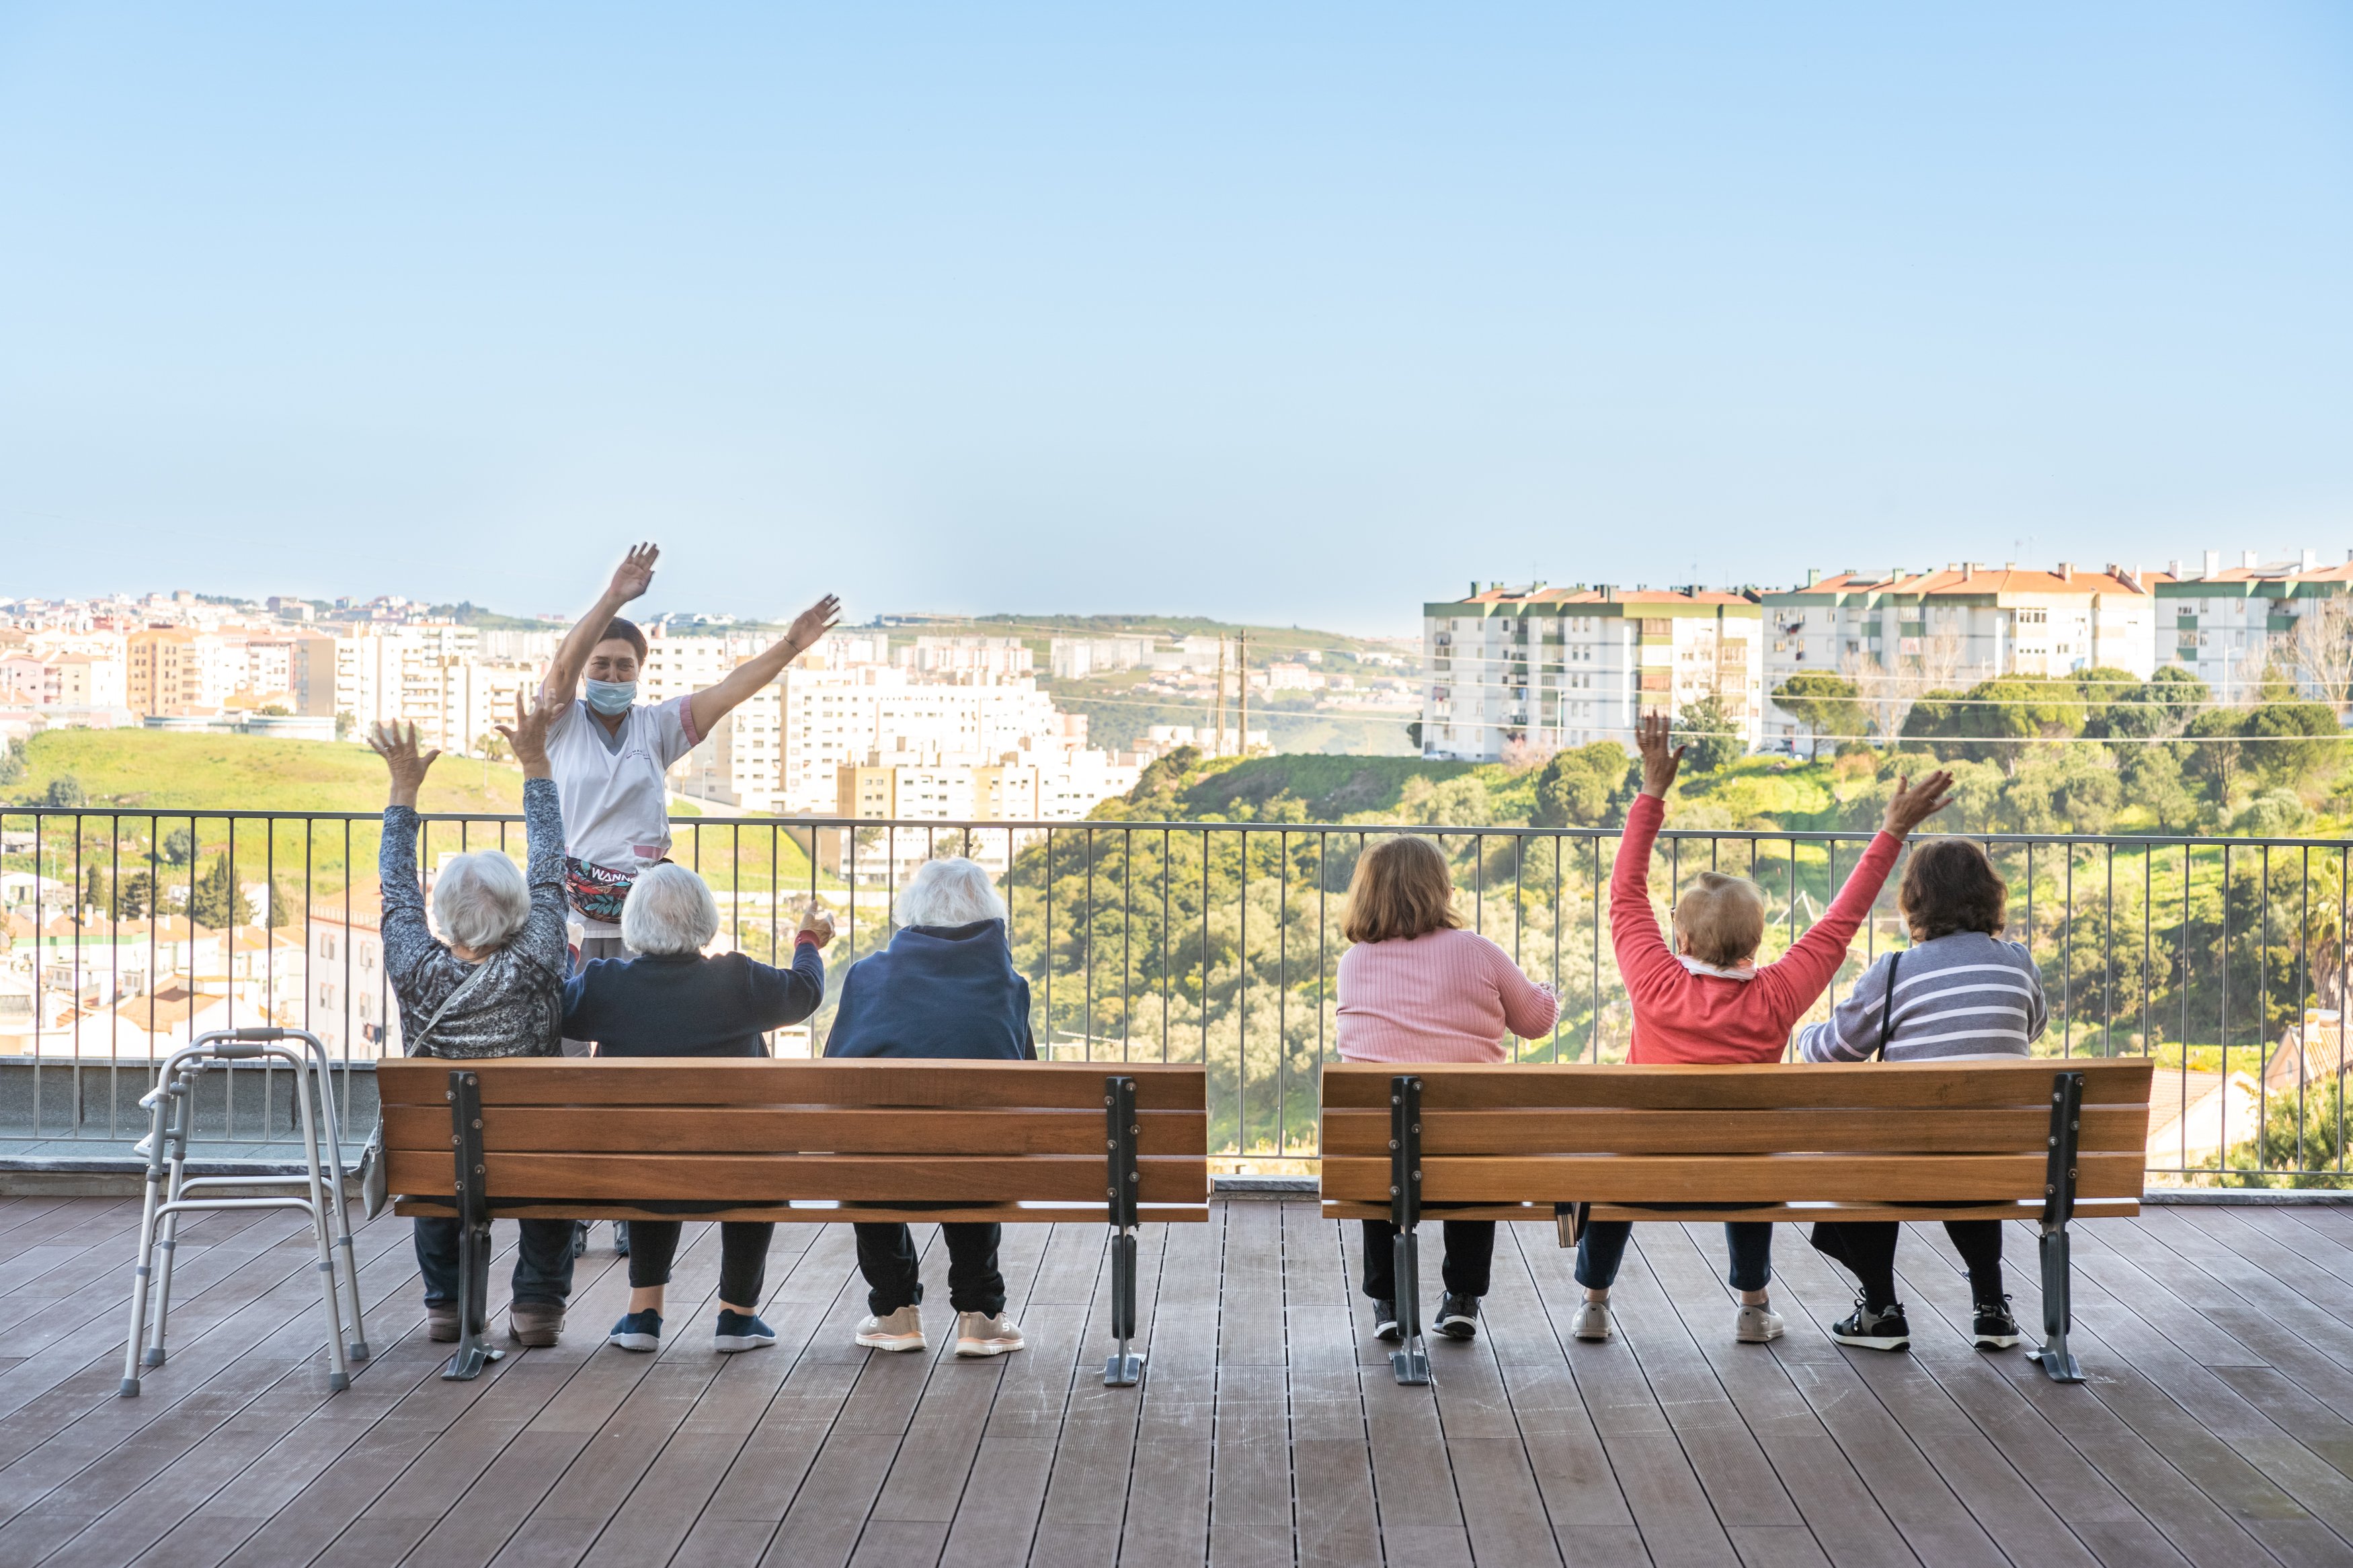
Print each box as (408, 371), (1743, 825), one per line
(293, 1064), (352, 1392)
(120, 1089), (170, 1398)
(146, 1085), (191, 1368)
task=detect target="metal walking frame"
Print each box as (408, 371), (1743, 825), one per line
(120, 1027), (367, 1397)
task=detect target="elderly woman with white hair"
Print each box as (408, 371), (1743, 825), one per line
(371, 694), (576, 1349)
(824, 856), (1034, 1359)
(561, 864), (832, 1355)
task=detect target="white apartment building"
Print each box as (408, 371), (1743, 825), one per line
(125, 628), (253, 716)
(2153, 550), (2353, 704)
(1759, 562), (2159, 751)
(1421, 583), (1765, 761)
(898, 636), (1035, 680)
(317, 624), (485, 751)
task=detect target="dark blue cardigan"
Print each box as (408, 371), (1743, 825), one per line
(823, 920), (1036, 1061)
(561, 940), (826, 1057)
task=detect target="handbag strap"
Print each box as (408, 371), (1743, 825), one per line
(410, 957), (495, 1058)
(1874, 950), (1903, 1060)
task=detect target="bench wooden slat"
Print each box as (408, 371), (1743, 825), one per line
(1322, 1151), (2145, 1203)
(379, 1105), (1207, 1158)
(1320, 1198), (2143, 1224)
(376, 1057), (1207, 1111)
(397, 1198), (1212, 1225)
(386, 1150), (1208, 1204)
(1321, 1105), (2149, 1157)
(1319, 1058), (2153, 1112)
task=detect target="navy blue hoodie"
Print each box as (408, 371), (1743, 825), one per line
(823, 920), (1036, 1061)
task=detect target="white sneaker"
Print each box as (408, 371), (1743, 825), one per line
(1735, 1301), (1785, 1344)
(1570, 1298), (1613, 1342)
(855, 1305), (926, 1352)
(954, 1311), (1026, 1357)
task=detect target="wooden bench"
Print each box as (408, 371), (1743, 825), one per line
(1321, 1058), (2153, 1384)
(378, 1057), (1208, 1386)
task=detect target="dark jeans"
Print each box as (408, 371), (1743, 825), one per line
(853, 1222), (1006, 1317)
(1577, 1219), (1775, 1292)
(1359, 1220), (1495, 1301)
(627, 1221), (776, 1308)
(1811, 1220), (2005, 1312)
(413, 1216), (577, 1309)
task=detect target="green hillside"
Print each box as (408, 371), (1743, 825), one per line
(4, 727), (528, 815)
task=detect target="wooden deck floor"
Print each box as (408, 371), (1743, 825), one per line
(3, 1196), (2353, 1567)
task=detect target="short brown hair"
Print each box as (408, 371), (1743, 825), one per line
(1344, 836), (1462, 944)
(1899, 838), (2007, 940)
(1673, 872), (1767, 967)
(598, 616), (647, 660)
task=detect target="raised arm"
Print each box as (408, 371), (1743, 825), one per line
(688, 594), (840, 739)
(1608, 713), (1687, 998)
(541, 544), (658, 704)
(368, 720), (440, 986)
(495, 690), (569, 975)
(1761, 770), (1955, 1025)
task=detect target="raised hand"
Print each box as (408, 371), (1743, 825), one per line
(1635, 710), (1684, 799)
(797, 901), (836, 949)
(608, 542), (660, 604)
(493, 689), (557, 779)
(1881, 770), (1956, 839)
(368, 721), (441, 809)
(783, 594), (842, 657)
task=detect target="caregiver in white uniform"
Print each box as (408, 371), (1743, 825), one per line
(541, 544), (840, 1040)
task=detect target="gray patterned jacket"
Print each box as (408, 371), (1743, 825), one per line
(379, 778), (568, 1059)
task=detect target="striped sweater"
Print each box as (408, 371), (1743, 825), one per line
(1794, 931), (2048, 1063)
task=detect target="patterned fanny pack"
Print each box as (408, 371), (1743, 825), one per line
(563, 857), (637, 923)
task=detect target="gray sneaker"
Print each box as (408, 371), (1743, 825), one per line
(954, 1311), (1026, 1357)
(855, 1305), (926, 1352)
(1735, 1301), (1785, 1344)
(1570, 1298), (1613, 1342)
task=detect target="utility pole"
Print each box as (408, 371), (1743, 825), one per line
(1213, 636), (1227, 755)
(1236, 630), (1250, 756)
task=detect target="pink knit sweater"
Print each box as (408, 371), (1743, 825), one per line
(1334, 927), (1560, 1064)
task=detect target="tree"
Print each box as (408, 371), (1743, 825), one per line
(1673, 696), (1743, 773)
(2087, 667), (2210, 741)
(1999, 751), (2121, 835)
(2241, 700), (2340, 791)
(2121, 747), (2200, 831)
(266, 879), (296, 928)
(81, 864), (107, 917)
(2291, 596), (2353, 718)
(190, 854), (253, 930)
(333, 711), (355, 741)
(1771, 673), (1864, 757)
(2233, 788), (2313, 838)
(1404, 720), (1423, 752)
(1839, 653), (1911, 742)
(1532, 742), (1636, 828)
(2182, 707), (2247, 807)
(114, 870), (153, 921)
(42, 774), (86, 808)
(160, 826), (194, 866)
(1903, 675), (2079, 773)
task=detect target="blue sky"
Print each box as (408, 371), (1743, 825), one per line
(2, 3), (2348, 633)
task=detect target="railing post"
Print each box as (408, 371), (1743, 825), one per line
(441, 1070), (502, 1382)
(1390, 1075), (1429, 1385)
(2028, 1071), (2086, 1384)
(1103, 1075), (1144, 1387)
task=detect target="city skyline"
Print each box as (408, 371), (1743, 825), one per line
(3, 4), (2348, 632)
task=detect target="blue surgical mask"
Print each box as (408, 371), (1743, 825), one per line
(584, 678), (637, 715)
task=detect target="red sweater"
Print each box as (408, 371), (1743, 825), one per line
(1611, 793), (1901, 1064)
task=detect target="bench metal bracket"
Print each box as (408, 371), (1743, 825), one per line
(1103, 1075), (1144, 1388)
(2027, 1071), (2085, 1385)
(1390, 1075), (1429, 1386)
(442, 1070), (504, 1383)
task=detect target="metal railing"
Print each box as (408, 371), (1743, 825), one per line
(3, 804), (2346, 1184)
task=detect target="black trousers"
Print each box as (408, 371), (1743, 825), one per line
(626, 1221), (775, 1308)
(853, 1222), (1006, 1317)
(1359, 1219), (1495, 1301)
(413, 1216), (575, 1309)
(1811, 1220), (2005, 1312)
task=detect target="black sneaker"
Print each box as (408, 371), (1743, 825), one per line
(1972, 1296), (2022, 1350)
(1433, 1293), (1480, 1339)
(1371, 1300), (1401, 1342)
(1829, 1299), (1911, 1352)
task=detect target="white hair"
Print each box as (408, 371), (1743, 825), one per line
(895, 857), (1008, 930)
(432, 852), (531, 954)
(621, 863), (721, 956)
